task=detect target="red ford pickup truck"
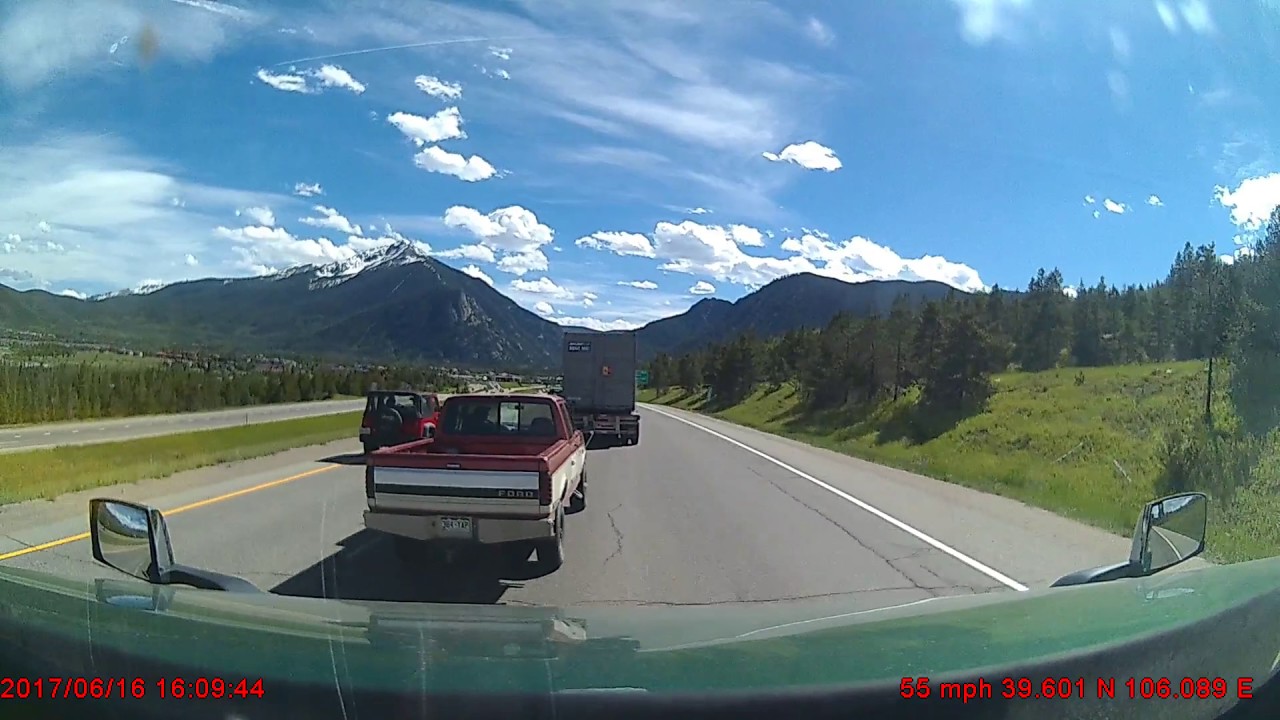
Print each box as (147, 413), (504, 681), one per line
(363, 393), (587, 571)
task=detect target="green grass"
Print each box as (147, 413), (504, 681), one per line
(0, 412), (361, 505)
(640, 362), (1280, 564)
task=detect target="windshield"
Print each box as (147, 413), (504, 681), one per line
(3, 0), (1280, 714)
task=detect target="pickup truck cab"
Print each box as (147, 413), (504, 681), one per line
(360, 390), (440, 454)
(363, 393), (587, 571)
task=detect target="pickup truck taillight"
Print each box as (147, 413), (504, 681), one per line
(361, 415), (373, 429)
(365, 465), (375, 500)
(538, 469), (552, 506)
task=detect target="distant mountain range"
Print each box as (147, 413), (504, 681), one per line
(0, 241), (968, 369)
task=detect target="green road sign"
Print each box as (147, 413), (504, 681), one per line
(635, 370), (650, 386)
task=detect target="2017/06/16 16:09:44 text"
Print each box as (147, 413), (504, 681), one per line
(900, 676), (1255, 703)
(0, 677), (266, 700)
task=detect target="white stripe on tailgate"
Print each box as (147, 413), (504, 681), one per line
(373, 466), (539, 489)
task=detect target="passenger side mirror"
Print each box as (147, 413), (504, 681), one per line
(89, 499), (175, 583)
(1129, 492), (1208, 576)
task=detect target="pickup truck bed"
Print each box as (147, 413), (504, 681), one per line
(364, 394), (587, 571)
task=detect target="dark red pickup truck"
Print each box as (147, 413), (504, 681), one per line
(363, 393), (587, 571)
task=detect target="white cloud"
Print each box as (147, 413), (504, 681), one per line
(310, 64), (366, 94)
(58, 288), (87, 300)
(436, 244), (497, 263)
(689, 280), (716, 295)
(256, 68), (312, 93)
(0, 133), (286, 292)
(1179, 0), (1214, 34)
(533, 300), (555, 316)
(1147, 194), (1163, 207)
(1093, 210), (1101, 219)
(256, 64), (367, 95)
(1083, 194), (1096, 204)
(1155, 1), (1180, 32)
(443, 205), (554, 275)
(460, 264), (494, 286)
(184, 253), (199, 266)
(237, 206), (275, 227)
(293, 1), (825, 158)
(687, 207), (711, 215)
(412, 146), (497, 182)
(580, 220), (985, 293)
(619, 280), (658, 290)
(496, 250), (548, 276)
(214, 221), (425, 276)
(547, 315), (641, 331)
(575, 231), (655, 258)
(805, 17), (835, 46)
(0, 0), (263, 92)
(1102, 198), (1128, 214)
(299, 205), (362, 236)
(414, 74), (462, 100)
(490, 46), (513, 60)
(1155, 0), (1215, 35)
(511, 276), (576, 301)
(294, 182), (323, 197)
(948, 0), (1033, 45)
(762, 141), (842, 172)
(1062, 286), (1079, 299)
(1214, 173), (1280, 231)
(387, 108), (466, 146)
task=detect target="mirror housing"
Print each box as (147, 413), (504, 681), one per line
(1052, 492), (1208, 588)
(88, 499), (261, 593)
(89, 499), (174, 583)
(1132, 491), (1208, 575)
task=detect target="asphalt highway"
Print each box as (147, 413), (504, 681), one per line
(0, 399), (365, 454)
(0, 403), (1154, 611)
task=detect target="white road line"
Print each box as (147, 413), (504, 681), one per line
(644, 405), (1029, 592)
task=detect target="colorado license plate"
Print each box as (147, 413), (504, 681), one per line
(438, 516), (472, 537)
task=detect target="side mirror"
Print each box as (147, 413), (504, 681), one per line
(89, 499), (262, 593)
(89, 499), (175, 583)
(1051, 491), (1208, 588)
(1129, 491), (1208, 576)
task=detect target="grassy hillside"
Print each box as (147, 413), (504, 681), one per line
(640, 361), (1280, 564)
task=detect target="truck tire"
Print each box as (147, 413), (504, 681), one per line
(533, 507), (565, 572)
(568, 470), (587, 514)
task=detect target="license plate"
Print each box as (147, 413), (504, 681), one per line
(360, 428), (371, 435)
(438, 517), (472, 537)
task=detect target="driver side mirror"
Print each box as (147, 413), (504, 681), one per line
(89, 499), (175, 583)
(1129, 491), (1208, 576)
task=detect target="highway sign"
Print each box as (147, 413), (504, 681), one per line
(635, 370), (650, 386)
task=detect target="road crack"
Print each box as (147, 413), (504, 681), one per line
(601, 503), (624, 570)
(759, 474), (939, 597)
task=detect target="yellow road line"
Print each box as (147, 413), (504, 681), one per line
(0, 465), (341, 562)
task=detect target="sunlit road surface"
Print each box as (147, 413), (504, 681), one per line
(0, 405), (1150, 611)
(0, 399), (365, 454)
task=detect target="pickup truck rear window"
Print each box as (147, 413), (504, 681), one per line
(442, 400), (558, 437)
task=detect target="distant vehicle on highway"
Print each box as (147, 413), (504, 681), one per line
(360, 390), (440, 454)
(363, 393), (586, 571)
(562, 330), (640, 447)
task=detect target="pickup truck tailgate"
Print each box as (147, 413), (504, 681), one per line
(367, 464), (544, 515)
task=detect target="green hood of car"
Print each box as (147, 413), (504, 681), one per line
(1, 558), (1278, 694)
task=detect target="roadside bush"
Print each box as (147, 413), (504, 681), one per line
(1155, 421), (1261, 507)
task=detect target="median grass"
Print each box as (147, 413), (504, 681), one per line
(0, 411), (362, 505)
(640, 361), (1280, 564)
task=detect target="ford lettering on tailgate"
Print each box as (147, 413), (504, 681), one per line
(498, 489), (539, 499)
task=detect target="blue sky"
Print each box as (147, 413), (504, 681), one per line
(1, 0), (1278, 330)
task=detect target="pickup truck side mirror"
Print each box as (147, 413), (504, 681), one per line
(1128, 491), (1208, 575)
(89, 499), (262, 593)
(1051, 491), (1208, 588)
(90, 499), (174, 583)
